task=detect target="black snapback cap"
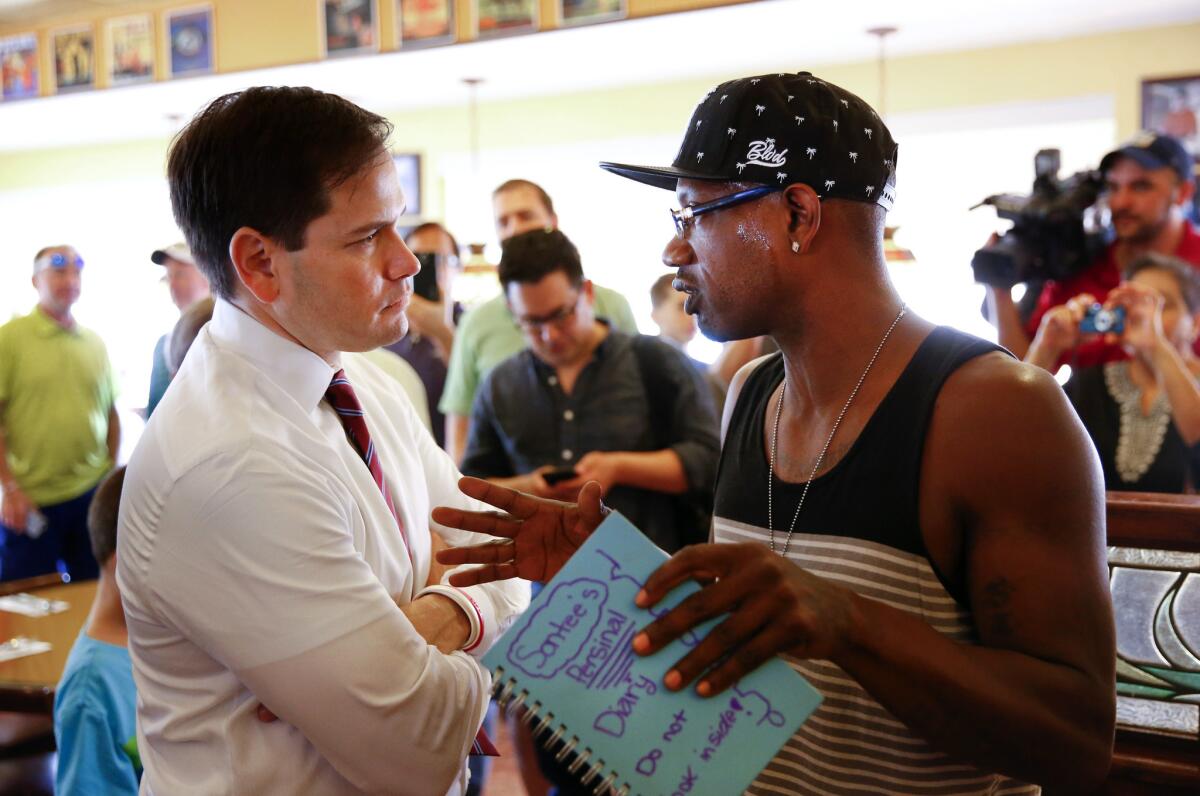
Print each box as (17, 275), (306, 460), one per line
(601, 71), (899, 210)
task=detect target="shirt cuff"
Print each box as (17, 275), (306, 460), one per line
(415, 585), (485, 654)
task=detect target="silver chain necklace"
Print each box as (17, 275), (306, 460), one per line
(768, 305), (908, 556)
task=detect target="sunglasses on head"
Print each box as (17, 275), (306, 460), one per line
(37, 252), (85, 271)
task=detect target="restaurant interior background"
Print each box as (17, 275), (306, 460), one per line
(0, 0), (1198, 455)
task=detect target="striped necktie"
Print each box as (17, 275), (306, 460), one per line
(325, 370), (498, 757)
(325, 370), (407, 547)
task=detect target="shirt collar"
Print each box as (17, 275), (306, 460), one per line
(591, 319), (616, 359)
(30, 305), (76, 337)
(208, 299), (338, 412)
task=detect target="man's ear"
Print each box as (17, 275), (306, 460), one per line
(229, 227), (282, 304)
(782, 183), (822, 255)
(1175, 175), (1196, 208)
(581, 278), (595, 304)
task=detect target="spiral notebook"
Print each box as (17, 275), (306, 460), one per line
(483, 512), (822, 796)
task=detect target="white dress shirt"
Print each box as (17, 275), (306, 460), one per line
(118, 299), (528, 796)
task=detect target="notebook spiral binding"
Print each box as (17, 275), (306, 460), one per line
(492, 666), (632, 796)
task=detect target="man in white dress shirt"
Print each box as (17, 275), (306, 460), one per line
(117, 86), (529, 795)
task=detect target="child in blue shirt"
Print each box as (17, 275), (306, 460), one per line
(53, 466), (139, 794)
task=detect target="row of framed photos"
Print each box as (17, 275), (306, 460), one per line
(0, 0), (627, 102)
(326, 0), (626, 54)
(0, 6), (213, 101)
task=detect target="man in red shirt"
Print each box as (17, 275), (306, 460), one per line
(987, 132), (1199, 367)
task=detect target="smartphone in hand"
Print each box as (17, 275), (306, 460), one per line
(541, 467), (578, 486)
(412, 253), (441, 302)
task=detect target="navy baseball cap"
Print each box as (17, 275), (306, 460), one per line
(1099, 132), (1193, 182)
(600, 71), (899, 210)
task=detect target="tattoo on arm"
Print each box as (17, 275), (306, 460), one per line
(979, 577), (1015, 640)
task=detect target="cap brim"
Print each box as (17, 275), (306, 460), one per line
(599, 161), (730, 191)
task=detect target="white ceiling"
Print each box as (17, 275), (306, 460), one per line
(1, 0), (1198, 153)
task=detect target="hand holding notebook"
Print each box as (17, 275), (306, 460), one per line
(436, 475), (850, 699)
(479, 512), (821, 795)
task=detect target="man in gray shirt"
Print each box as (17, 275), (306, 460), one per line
(461, 228), (719, 554)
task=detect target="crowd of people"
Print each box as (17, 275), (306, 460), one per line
(0, 69), (1196, 795)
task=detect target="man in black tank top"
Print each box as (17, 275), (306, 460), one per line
(434, 73), (1116, 793)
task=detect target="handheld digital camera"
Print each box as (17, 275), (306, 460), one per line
(1079, 304), (1126, 335)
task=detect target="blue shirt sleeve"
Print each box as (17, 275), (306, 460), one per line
(55, 703), (140, 796)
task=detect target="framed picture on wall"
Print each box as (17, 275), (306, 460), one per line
(559, 0), (625, 27)
(166, 6), (214, 77)
(0, 33), (39, 101)
(1141, 74), (1200, 161)
(393, 153), (422, 216)
(398, 0), (455, 48)
(52, 25), (95, 93)
(475, 0), (538, 39)
(108, 14), (155, 86)
(322, 0), (378, 57)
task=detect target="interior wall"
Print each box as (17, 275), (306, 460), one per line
(0, 20), (1194, 415)
(0, 0), (753, 84)
(1, 20), (1196, 205)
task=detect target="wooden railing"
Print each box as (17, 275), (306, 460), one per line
(1107, 491), (1200, 552)
(1104, 491), (1200, 793)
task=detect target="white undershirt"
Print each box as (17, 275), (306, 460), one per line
(117, 299), (528, 795)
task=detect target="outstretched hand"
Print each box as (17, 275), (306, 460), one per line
(431, 476), (608, 586)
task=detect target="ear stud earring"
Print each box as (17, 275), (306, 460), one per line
(791, 241), (800, 253)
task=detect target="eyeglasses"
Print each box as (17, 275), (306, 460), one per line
(670, 185), (781, 237)
(516, 294), (581, 333)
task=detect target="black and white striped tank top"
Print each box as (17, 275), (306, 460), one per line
(714, 326), (1038, 795)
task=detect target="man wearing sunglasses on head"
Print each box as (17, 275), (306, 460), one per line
(0, 245), (118, 581)
(436, 73), (1116, 792)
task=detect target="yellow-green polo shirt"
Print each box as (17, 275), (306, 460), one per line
(0, 307), (116, 506)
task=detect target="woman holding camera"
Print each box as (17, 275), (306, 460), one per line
(1026, 253), (1200, 493)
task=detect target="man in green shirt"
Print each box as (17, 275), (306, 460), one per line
(0, 245), (118, 581)
(440, 179), (638, 462)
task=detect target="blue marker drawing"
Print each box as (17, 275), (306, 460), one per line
(732, 683), (786, 728)
(485, 513), (822, 796)
(596, 548), (645, 592)
(597, 548), (703, 649)
(507, 578), (608, 679)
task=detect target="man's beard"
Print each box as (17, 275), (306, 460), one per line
(1115, 213), (1170, 246)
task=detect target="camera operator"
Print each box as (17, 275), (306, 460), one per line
(988, 133), (1200, 365)
(1026, 253), (1200, 493)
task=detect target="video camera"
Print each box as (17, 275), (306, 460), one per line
(970, 149), (1109, 288)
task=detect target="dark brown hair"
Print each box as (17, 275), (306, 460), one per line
(1124, 253), (1200, 312)
(167, 86), (393, 300)
(404, 222), (460, 256)
(499, 228), (582, 291)
(167, 296), (215, 375)
(87, 466), (126, 565)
